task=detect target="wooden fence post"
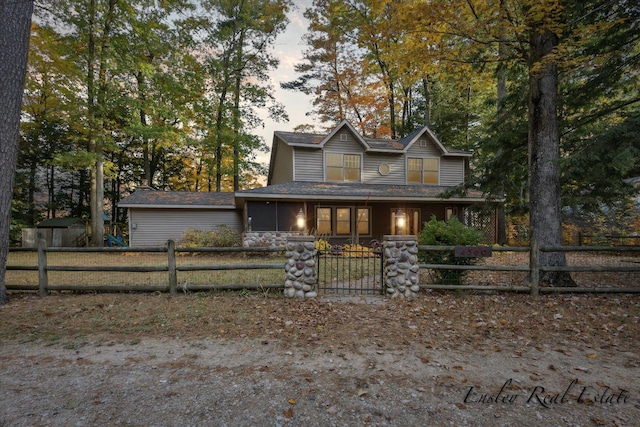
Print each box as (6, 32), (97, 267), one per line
(530, 238), (540, 297)
(168, 240), (177, 295)
(37, 238), (48, 297)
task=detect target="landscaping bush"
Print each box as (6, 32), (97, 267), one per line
(418, 216), (484, 285)
(180, 226), (242, 248)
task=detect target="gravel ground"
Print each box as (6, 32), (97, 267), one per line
(2, 333), (639, 425)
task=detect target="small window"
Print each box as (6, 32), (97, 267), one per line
(326, 153), (343, 181)
(407, 158), (422, 183)
(423, 158), (439, 184)
(357, 208), (370, 235)
(419, 139), (427, 147)
(336, 208), (351, 235)
(317, 208), (332, 234)
(378, 163), (390, 176)
(340, 133), (348, 141)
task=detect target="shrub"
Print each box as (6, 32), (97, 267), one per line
(180, 226), (242, 248)
(418, 216), (484, 285)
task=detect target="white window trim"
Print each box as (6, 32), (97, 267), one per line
(406, 156), (440, 185)
(324, 151), (363, 183)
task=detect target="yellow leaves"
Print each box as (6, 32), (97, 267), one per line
(587, 353), (598, 359)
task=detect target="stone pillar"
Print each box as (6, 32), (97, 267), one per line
(383, 235), (420, 299)
(284, 236), (317, 299)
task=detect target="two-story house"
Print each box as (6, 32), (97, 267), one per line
(235, 120), (492, 244)
(120, 120), (494, 247)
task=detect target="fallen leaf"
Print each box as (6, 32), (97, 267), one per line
(357, 388), (369, 397)
(455, 403), (466, 410)
(283, 408), (293, 419)
(288, 398), (296, 405)
(587, 353), (598, 359)
(454, 365), (463, 371)
(596, 381), (607, 388)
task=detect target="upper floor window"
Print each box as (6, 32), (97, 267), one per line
(407, 157), (439, 184)
(326, 153), (361, 182)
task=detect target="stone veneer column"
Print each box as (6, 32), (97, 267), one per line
(284, 236), (317, 299)
(383, 235), (420, 299)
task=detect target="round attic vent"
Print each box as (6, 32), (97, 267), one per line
(378, 163), (390, 176)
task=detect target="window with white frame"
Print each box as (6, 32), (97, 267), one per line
(407, 157), (439, 184)
(326, 153), (361, 182)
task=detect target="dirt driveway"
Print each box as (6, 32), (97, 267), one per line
(1, 292), (639, 426)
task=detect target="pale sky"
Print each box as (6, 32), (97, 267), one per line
(255, 0), (317, 167)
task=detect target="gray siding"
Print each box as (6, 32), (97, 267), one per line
(323, 132), (365, 153)
(271, 140), (294, 184)
(406, 139), (441, 158)
(290, 130), (465, 186)
(294, 147), (324, 182)
(440, 157), (465, 186)
(362, 153), (405, 184)
(128, 208), (242, 247)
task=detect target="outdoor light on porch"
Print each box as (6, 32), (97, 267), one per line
(296, 208), (306, 230)
(395, 209), (406, 235)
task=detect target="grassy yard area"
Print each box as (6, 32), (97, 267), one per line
(5, 251), (285, 289)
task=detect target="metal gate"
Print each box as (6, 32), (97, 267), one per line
(316, 246), (384, 295)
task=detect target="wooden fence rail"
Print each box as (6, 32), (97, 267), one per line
(7, 239), (284, 296)
(417, 243), (640, 295)
(6, 239), (640, 296)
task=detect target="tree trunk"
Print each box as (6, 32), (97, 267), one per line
(232, 29), (246, 192)
(527, 24), (575, 286)
(0, 0), (34, 305)
(495, 13), (508, 245)
(422, 77), (431, 126)
(88, 0), (116, 246)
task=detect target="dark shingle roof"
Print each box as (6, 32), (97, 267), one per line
(37, 218), (85, 228)
(119, 189), (236, 209)
(274, 122), (471, 155)
(274, 131), (325, 145)
(236, 181), (487, 202)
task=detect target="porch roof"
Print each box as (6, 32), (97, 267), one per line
(235, 181), (489, 203)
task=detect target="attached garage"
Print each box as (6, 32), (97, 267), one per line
(119, 188), (242, 247)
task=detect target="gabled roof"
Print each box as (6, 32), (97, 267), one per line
(273, 120), (472, 156)
(119, 189), (236, 209)
(236, 181), (487, 203)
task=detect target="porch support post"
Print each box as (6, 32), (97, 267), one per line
(383, 235), (420, 299)
(284, 236), (317, 299)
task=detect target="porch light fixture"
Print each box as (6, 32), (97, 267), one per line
(395, 209), (406, 235)
(296, 208), (306, 230)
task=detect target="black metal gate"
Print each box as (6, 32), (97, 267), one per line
(316, 246), (384, 295)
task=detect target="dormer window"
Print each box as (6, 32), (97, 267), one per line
(326, 153), (361, 182)
(408, 157), (439, 184)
